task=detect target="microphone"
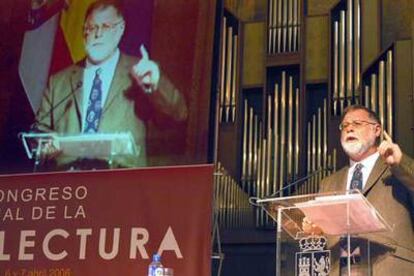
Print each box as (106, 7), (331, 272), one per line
(30, 78), (83, 131)
(249, 166), (333, 206)
(267, 166), (334, 198)
(75, 80), (83, 90)
(19, 76), (83, 169)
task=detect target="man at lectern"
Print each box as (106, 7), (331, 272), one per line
(32, 0), (187, 170)
(318, 105), (414, 275)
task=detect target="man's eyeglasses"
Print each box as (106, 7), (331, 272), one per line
(84, 20), (124, 35)
(339, 120), (378, 131)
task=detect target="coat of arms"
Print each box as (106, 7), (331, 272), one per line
(295, 235), (330, 276)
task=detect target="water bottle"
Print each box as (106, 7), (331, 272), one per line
(148, 254), (163, 276)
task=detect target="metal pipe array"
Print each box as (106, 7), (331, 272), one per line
(332, 0), (361, 116)
(362, 50), (394, 137)
(214, 162), (255, 229)
(219, 16), (239, 123)
(240, 71), (303, 227)
(268, 0), (301, 54)
(299, 100), (337, 195)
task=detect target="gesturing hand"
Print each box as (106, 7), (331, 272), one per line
(378, 131), (402, 166)
(131, 44), (160, 93)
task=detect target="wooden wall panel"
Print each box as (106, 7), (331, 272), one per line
(307, 0), (338, 16)
(305, 15), (329, 82)
(395, 40), (414, 156)
(242, 22), (265, 86)
(225, 0), (266, 21)
(381, 0), (413, 49)
(361, 0), (380, 71)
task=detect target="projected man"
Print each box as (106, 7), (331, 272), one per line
(33, 0), (187, 170)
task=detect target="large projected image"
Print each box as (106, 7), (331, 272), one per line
(1, 0), (215, 172)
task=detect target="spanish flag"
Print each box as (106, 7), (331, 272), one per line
(19, 0), (95, 112)
(50, 0), (96, 74)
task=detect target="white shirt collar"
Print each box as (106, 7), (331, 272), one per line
(346, 151), (380, 190)
(349, 151), (380, 170)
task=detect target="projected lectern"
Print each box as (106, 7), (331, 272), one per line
(21, 132), (139, 171)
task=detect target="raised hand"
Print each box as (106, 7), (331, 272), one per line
(378, 130), (402, 166)
(131, 44), (160, 93)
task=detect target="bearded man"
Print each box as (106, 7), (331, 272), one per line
(318, 105), (414, 275)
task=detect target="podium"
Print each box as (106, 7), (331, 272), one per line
(256, 190), (392, 276)
(21, 132), (139, 171)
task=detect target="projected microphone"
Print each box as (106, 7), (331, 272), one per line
(19, 77), (83, 170)
(249, 166), (333, 206)
(30, 78), (83, 131)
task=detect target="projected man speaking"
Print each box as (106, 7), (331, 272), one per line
(33, 0), (187, 170)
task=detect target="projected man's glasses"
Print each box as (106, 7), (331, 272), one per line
(84, 21), (123, 35)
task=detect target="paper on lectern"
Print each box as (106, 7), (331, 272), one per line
(295, 193), (388, 236)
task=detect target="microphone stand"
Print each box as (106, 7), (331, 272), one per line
(31, 79), (83, 130)
(249, 167), (332, 206)
(21, 76), (83, 172)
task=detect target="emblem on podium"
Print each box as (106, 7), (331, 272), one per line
(295, 235), (330, 276)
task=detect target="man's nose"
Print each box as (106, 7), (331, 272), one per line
(341, 123), (354, 132)
(344, 124), (355, 132)
(95, 26), (103, 38)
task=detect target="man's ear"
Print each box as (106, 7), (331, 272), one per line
(115, 22), (125, 42)
(375, 124), (382, 137)
(119, 21), (125, 34)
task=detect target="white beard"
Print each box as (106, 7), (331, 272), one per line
(341, 138), (375, 158)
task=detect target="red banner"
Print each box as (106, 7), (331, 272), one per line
(0, 165), (214, 275)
